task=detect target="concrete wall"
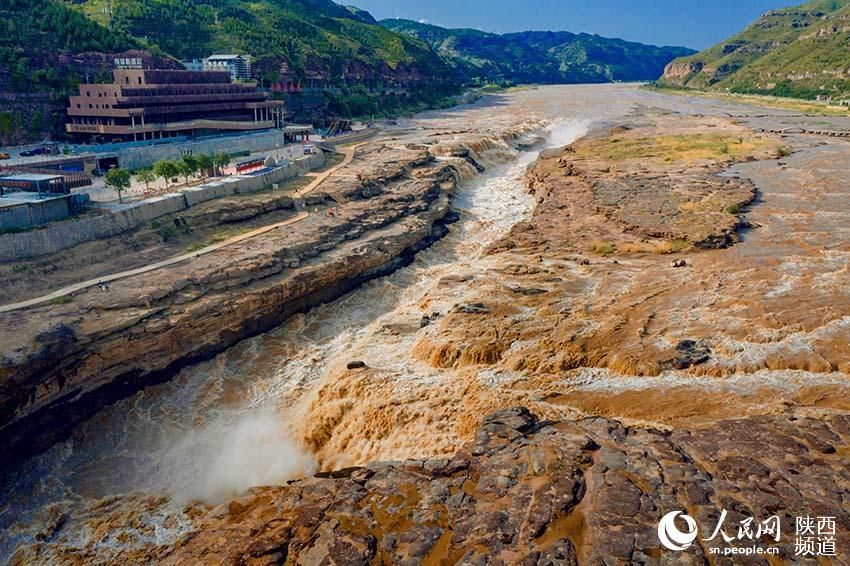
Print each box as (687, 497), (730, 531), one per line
(118, 130), (295, 171)
(0, 197), (71, 232)
(0, 152), (325, 262)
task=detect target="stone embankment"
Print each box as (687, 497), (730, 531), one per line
(0, 153), (326, 262)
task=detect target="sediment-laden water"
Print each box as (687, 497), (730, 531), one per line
(0, 86), (629, 558)
(5, 84), (850, 561)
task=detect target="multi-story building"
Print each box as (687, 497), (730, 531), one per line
(66, 69), (284, 142)
(204, 54), (252, 82)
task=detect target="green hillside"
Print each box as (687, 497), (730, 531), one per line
(658, 0), (850, 99)
(0, 0), (136, 92)
(63, 0), (451, 85)
(381, 19), (694, 85)
(0, 0), (146, 144)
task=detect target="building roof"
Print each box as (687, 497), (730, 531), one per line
(207, 54), (245, 60)
(0, 174), (64, 183)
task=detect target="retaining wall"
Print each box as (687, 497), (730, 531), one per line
(118, 130), (296, 171)
(0, 197), (72, 231)
(0, 152), (325, 262)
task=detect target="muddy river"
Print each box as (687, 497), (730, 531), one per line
(3, 84), (850, 561)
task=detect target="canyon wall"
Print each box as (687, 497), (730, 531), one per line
(0, 126), (537, 469)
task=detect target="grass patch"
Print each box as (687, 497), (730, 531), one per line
(668, 239), (692, 253)
(620, 239), (692, 254)
(591, 241), (616, 255)
(155, 225), (179, 242)
(185, 226), (254, 253)
(316, 153), (345, 171)
(643, 85), (850, 116)
(579, 133), (771, 163)
(776, 146), (792, 158)
(11, 264), (30, 274)
(0, 226), (34, 235)
(726, 203), (741, 214)
(50, 295), (73, 305)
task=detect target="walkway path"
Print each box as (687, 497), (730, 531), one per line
(0, 212), (309, 314)
(296, 143), (366, 196)
(0, 142), (369, 314)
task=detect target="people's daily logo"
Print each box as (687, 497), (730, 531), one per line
(657, 511), (698, 551)
(657, 510), (838, 558)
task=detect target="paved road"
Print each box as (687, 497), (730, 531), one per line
(0, 143), (369, 314)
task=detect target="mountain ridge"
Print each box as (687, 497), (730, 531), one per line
(380, 18), (694, 85)
(3, 0), (694, 144)
(658, 0), (850, 99)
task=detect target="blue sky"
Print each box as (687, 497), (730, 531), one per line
(349, 0), (802, 50)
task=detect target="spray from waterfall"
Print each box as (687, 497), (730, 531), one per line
(544, 118), (593, 148)
(160, 410), (315, 504)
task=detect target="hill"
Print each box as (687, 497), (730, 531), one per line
(380, 19), (694, 84)
(63, 0), (452, 87)
(658, 0), (850, 99)
(0, 0), (170, 144)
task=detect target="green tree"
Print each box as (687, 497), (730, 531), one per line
(196, 154), (214, 180)
(176, 160), (192, 184)
(105, 168), (132, 203)
(153, 160), (180, 190)
(136, 168), (156, 194)
(213, 152), (231, 176)
(180, 155), (199, 183)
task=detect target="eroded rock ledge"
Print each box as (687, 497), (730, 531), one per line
(12, 407), (850, 564)
(0, 128), (535, 468)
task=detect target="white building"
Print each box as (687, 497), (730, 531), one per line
(203, 54), (252, 82)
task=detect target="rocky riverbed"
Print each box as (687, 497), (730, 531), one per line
(2, 84), (850, 564)
(10, 407), (850, 564)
